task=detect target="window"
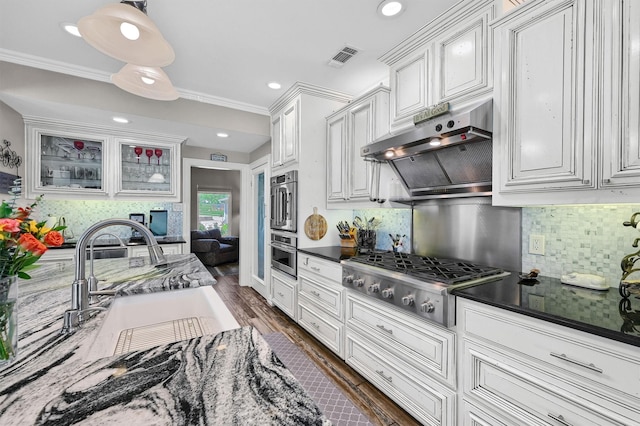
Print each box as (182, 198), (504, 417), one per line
(197, 190), (231, 236)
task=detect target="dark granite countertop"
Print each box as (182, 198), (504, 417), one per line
(51, 235), (186, 249)
(453, 273), (640, 347)
(297, 246), (360, 263)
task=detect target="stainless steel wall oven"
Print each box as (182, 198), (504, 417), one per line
(270, 232), (297, 277)
(270, 170), (297, 232)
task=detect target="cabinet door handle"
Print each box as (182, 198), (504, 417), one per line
(310, 321), (320, 329)
(310, 266), (320, 272)
(311, 290), (321, 297)
(375, 370), (393, 383)
(277, 292), (285, 298)
(550, 352), (603, 373)
(548, 413), (572, 426)
(376, 324), (393, 334)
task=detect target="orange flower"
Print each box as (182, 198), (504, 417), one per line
(44, 230), (64, 247)
(18, 233), (48, 257)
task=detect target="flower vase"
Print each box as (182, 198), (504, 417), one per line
(0, 275), (18, 366)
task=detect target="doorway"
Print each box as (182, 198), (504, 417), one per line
(182, 158), (250, 285)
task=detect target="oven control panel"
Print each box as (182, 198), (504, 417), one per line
(342, 267), (454, 326)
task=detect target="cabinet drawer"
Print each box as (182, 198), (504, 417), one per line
(346, 291), (455, 386)
(460, 301), (640, 400)
(271, 270), (297, 320)
(298, 254), (342, 282)
(298, 274), (343, 319)
(298, 298), (343, 358)
(463, 340), (630, 426)
(346, 331), (456, 426)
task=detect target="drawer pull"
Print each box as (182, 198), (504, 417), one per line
(277, 292), (285, 298)
(375, 370), (393, 383)
(310, 266), (321, 272)
(311, 290), (321, 297)
(310, 321), (320, 330)
(548, 413), (572, 426)
(550, 352), (603, 373)
(376, 324), (393, 334)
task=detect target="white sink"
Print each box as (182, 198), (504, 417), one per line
(84, 286), (240, 360)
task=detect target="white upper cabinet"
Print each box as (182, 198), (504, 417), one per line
(389, 49), (429, 131)
(25, 117), (184, 201)
(602, 0), (640, 188)
(326, 87), (390, 208)
(270, 97), (300, 169)
(435, 12), (490, 102)
(381, 0), (495, 133)
(493, 0), (595, 195)
(492, 0), (640, 205)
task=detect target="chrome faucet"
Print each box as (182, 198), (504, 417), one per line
(88, 232), (126, 304)
(62, 218), (167, 334)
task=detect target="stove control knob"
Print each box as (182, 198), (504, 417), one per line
(343, 275), (354, 284)
(369, 283), (380, 293)
(381, 288), (394, 299)
(421, 299), (435, 313)
(402, 295), (415, 306)
(353, 278), (365, 287)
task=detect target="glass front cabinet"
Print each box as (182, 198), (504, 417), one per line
(25, 119), (184, 201)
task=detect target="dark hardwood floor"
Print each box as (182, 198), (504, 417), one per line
(213, 274), (422, 426)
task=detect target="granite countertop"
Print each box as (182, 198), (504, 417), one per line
(0, 254), (330, 425)
(453, 273), (640, 347)
(297, 246), (359, 263)
(51, 236), (187, 249)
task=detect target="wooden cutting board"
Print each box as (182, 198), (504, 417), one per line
(304, 207), (327, 240)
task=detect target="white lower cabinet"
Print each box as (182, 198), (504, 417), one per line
(345, 290), (457, 426)
(129, 243), (182, 257)
(271, 268), (297, 321)
(457, 298), (640, 426)
(297, 254), (344, 358)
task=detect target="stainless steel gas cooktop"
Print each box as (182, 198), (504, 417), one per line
(342, 251), (509, 327)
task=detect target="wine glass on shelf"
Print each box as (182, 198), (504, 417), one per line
(155, 148), (163, 165)
(145, 149), (154, 165)
(134, 146), (143, 164)
(73, 140), (84, 159)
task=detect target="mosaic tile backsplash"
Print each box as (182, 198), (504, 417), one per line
(33, 199), (183, 240)
(522, 204), (640, 288)
(353, 208), (412, 253)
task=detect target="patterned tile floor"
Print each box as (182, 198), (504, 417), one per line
(263, 333), (373, 426)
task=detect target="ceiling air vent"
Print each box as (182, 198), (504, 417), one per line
(328, 45), (359, 68)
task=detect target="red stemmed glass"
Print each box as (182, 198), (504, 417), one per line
(145, 148), (154, 164)
(134, 146), (143, 164)
(73, 140), (84, 159)
(155, 148), (163, 165)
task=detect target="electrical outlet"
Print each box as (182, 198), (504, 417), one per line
(529, 234), (545, 255)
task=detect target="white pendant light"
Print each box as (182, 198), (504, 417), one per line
(111, 64), (179, 101)
(78, 1), (175, 67)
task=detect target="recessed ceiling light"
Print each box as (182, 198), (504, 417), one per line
(112, 116), (130, 124)
(217, 132), (229, 138)
(377, 0), (404, 17)
(267, 82), (282, 90)
(61, 23), (82, 37)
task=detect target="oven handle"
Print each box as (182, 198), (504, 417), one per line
(270, 240), (297, 253)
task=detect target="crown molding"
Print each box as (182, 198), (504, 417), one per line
(0, 49), (270, 116)
(268, 81), (352, 114)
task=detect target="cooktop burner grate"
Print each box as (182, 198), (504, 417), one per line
(349, 251), (503, 285)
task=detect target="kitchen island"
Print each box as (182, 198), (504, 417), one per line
(0, 254), (330, 425)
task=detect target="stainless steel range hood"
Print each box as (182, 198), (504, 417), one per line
(361, 100), (493, 201)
